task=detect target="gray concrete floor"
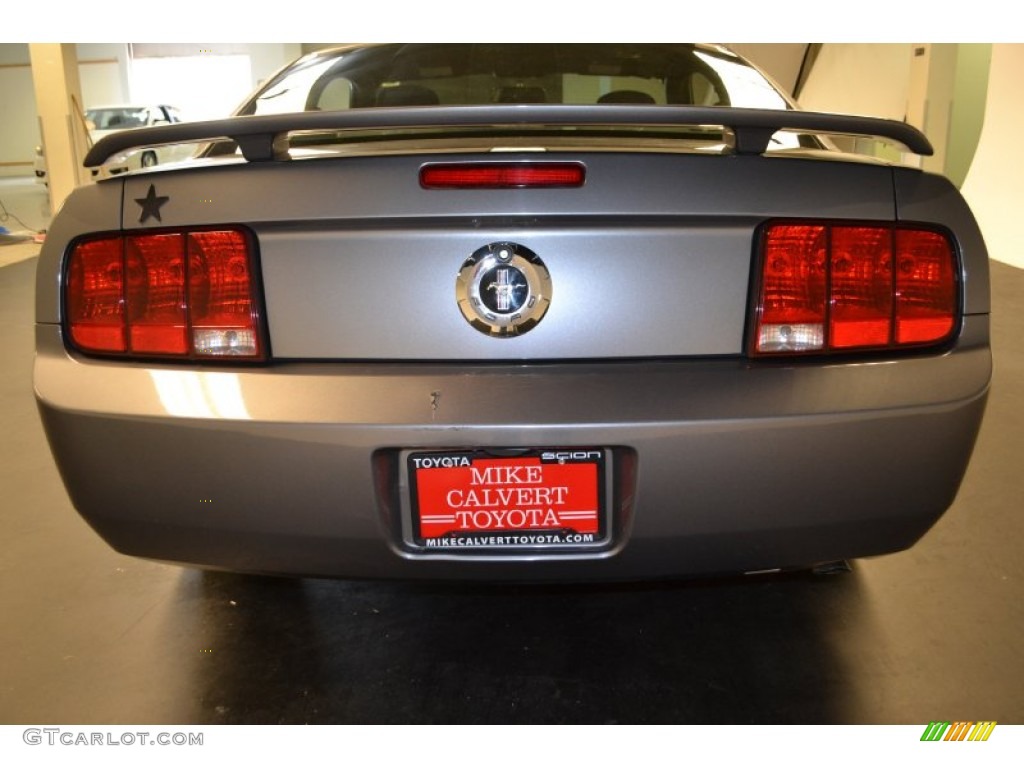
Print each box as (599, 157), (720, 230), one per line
(0, 176), (50, 270)
(1, 191), (1022, 722)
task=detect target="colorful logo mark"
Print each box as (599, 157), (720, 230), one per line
(920, 721), (997, 742)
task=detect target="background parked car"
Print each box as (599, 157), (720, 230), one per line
(35, 104), (191, 184)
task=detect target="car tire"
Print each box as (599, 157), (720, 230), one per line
(141, 152), (158, 168)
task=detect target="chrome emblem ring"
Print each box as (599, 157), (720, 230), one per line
(456, 243), (552, 337)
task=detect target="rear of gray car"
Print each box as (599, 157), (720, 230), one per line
(33, 45), (990, 581)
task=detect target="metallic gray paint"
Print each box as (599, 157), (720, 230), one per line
(35, 311), (989, 580)
(34, 121), (992, 580)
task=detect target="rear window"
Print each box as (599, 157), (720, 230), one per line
(247, 44), (790, 115)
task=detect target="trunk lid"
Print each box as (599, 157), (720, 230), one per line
(117, 151), (896, 360)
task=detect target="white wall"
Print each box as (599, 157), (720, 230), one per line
(726, 44), (807, 97)
(797, 43), (993, 189)
(797, 44), (912, 120)
(0, 46), (40, 176)
(961, 44), (1024, 269)
(78, 43), (131, 105)
(249, 44), (303, 89)
(947, 44), (991, 189)
(129, 44), (301, 118)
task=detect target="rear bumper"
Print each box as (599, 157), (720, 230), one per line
(34, 319), (991, 581)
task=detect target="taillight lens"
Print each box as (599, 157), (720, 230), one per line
(755, 224), (827, 352)
(753, 222), (958, 356)
(188, 230), (261, 357)
(66, 237), (126, 353)
(126, 233), (188, 355)
(66, 228), (264, 360)
(895, 229), (957, 344)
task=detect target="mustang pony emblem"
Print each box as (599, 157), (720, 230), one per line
(456, 243), (552, 337)
(484, 267), (528, 313)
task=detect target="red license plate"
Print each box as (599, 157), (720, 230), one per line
(409, 450), (605, 550)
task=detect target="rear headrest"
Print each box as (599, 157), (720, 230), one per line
(496, 86), (547, 103)
(375, 84), (440, 107)
(597, 90), (656, 104)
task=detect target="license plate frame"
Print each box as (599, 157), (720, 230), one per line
(404, 449), (610, 553)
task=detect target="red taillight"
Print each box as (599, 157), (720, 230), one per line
(753, 222), (958, 356)
(126, 233), (188, 355)
(67, 237), (126, 353)
(66, 228), (263, 360)
(420, 163), (586, 189)
(895, 229), (957, 344)
(829, 226), (893, 349)
(756, 224), (827, 352)
(188, 230), (261, 357)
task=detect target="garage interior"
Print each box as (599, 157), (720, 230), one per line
(1, 43), (1021, 724)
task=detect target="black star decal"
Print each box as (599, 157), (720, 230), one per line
(135, 184), (169, 224)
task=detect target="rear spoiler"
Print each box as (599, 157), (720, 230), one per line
(84, 104), (933, 167)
